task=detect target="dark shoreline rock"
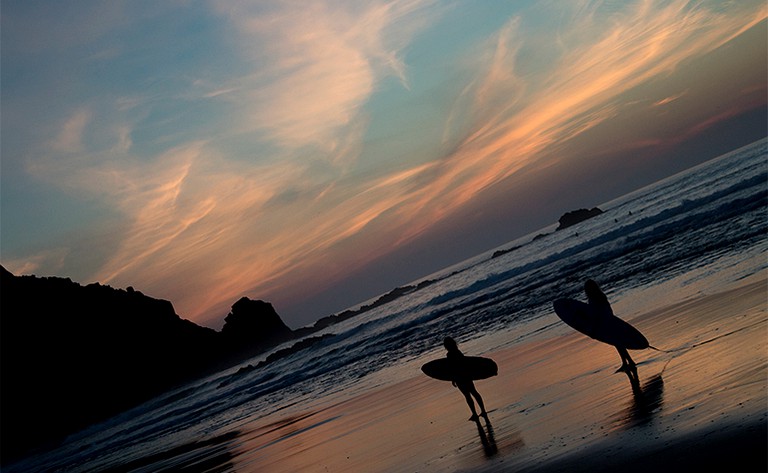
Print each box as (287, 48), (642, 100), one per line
(556, 207), (603, 230)
(0, 266), (302, 465)
(1, 241), (518, 464)
(491, 245), (522, 259)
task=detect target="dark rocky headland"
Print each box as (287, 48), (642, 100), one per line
(1, 205), (608, 463)
(0, 266), (304, 464)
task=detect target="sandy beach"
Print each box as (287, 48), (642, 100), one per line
(181, 275), (766, 472)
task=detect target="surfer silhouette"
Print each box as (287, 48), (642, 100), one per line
(584, 279), (637, 375)
(443, 337), (488, 421)
(553, 280), (650, 386)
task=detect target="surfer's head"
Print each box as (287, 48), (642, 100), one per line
(584, 279), (600, 294)
(443, 336), (458, 351)
(584, 279), (608, 305)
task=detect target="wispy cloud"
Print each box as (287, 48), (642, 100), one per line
(12, 0), (766, 325)
(51, 108), (92, 153)
(213, 0), (434, 153)
(3, 248), (70, 277)
(388, 0), (768, 229)
(653, 90), (689, 107)
(245, 0), (768, 289)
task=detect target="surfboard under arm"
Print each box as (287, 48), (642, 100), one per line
(553, 298), (649, 350)
(421, 356), (498, 381)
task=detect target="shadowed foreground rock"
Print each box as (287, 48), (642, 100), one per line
(0, 266), (300, 465)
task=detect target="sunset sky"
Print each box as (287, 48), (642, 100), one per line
(2, 1), (766, 328)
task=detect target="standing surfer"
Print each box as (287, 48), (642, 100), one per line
(584, 279), (637, 375)
(443, 337), (488, 421)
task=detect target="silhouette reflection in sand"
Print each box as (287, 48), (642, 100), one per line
(474, 416), (498, 458)
(619, 365), (666, 426)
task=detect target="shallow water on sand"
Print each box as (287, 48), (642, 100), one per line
(468, 277), (766, 473)
(119, 277), (764, 473)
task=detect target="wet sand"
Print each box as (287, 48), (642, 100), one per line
(193, 277), (767, 472)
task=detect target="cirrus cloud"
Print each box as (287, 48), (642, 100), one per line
(5, 0), (765, 327)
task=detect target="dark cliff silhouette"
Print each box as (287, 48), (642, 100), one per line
(0, 266), (300, 464)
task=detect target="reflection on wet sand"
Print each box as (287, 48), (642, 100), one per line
(621, 371), (665, 429)
(115, 279), (761, 473)
(464, 414), (525, 469)
(606, 357), (668, 433)
(474, 416), (498, 458)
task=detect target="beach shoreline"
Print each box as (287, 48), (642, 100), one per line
(226, 276), (766, 472)
(8, 276), (765, 473)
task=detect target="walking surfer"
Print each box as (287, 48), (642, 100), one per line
(443, 336), (488, 421)
(584, 279), (637, 375)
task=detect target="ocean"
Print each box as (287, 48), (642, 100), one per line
(9, 138), (767, 472)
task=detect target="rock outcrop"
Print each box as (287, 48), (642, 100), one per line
(556, 207), (603, 230)
(0, 266), (298, 464)
(221, 297), (293, 356)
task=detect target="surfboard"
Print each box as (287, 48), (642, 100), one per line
(421, 356), (498, 382)
(553, 298), (649, 350)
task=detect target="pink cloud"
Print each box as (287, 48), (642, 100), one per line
(18, 1), (766, 327)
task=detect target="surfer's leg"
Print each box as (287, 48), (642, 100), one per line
(624, 349), (636, 369)
(474, 393), (487, 417)
(615, 347), (636, 372)
(458, 383), (479, 420)
(463, 392), (479, 420)
(614, 346), (627, 372)
(470, 384), (487, 416)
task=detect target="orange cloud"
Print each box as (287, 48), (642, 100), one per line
(653, 90), (689, 107)
(390, 0), (767, 227)
(152, 2), (768, 323)
(20, 1), (766, 326)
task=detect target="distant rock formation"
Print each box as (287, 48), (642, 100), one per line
(308, 278), (439, 331)
(556, 207), (603, 230)
(221, 297), (293, 356)
(0, 266), (301, 465)
(491, 245), (522, 259)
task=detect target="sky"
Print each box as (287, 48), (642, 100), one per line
(2, 1), (766, 329)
